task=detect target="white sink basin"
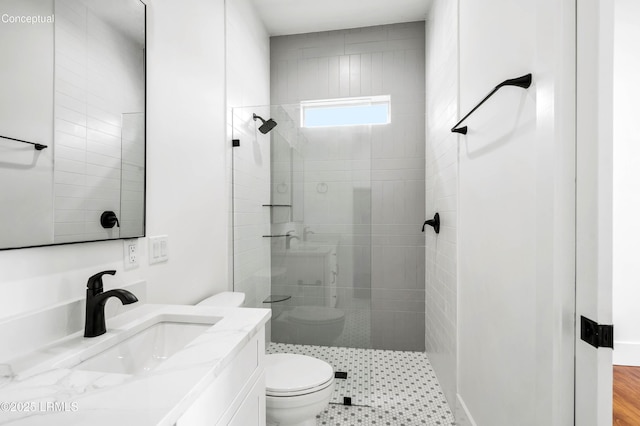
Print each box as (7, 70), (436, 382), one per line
(56, 314), (220, 375)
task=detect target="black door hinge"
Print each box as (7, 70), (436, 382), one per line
(232, 139), (240, 147)
(580, 316), (614, 349)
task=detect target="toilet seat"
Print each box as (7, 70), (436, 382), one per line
(265, 354), (334, 397)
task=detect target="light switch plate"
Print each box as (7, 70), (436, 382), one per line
(149, 235), (169, 264)
(123, 239), (139, 270)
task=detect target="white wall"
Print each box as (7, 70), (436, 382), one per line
(457, 0), (575, 425)
(424, 0), (458, 410)
(143, 0), (228, 304)
(226, 0), (271, 310)
(612, 0), (640, 366)
(0, 0), (54, 248)
(458, 4), (537, 423)
(0, 0), (249, 323)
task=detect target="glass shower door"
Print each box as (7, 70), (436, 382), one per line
(231, 106), (272, 313)
(265, 103), (373, 351)
(232, 103), (375, 406)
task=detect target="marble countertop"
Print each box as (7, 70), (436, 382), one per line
(0, 304), (271, 426)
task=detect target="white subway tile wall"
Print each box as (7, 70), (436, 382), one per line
(270, 22), (426, 351)
(424, 0), (459, 408)
(53, 0), (144, 243)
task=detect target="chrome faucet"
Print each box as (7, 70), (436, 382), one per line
(84, 270), (138, 337)
(286, 230), (299, 249)
(303, 226), (315, 241)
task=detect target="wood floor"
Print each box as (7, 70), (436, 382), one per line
(613, 365), (640, 425)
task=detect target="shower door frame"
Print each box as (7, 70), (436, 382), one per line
(574, 0), (614, 425)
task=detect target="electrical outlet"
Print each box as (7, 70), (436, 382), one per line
(123, 239), (139, 270)
(149, 235), (169, 265)
(129, 244), (137, 263)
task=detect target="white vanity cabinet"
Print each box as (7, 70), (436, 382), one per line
(275, 245), (339, 307)
(277, 247), (337, 286)
(176, 328), (266, 426)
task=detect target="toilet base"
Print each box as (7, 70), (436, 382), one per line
(266, 379), (334, 426)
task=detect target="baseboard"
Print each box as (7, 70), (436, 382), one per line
(613, 341), (640, 366)
(455, 394), (477, 426)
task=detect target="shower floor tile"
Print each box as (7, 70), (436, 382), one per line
(267, 343), (455, 426)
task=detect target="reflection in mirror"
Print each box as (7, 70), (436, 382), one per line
(0, 0), (146, 250)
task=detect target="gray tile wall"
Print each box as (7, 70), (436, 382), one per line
(271, 21), (426, 351)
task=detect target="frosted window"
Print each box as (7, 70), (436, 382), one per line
(301, 96), (390, 128)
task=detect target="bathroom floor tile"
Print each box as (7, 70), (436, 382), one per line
(267, 343), (455, 426)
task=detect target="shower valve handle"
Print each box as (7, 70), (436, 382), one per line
(422, 213), (440, 234)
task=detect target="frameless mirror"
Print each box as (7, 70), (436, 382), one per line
(0, 0), (146, 250)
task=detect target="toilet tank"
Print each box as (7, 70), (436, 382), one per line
(197, 292), (245, 307)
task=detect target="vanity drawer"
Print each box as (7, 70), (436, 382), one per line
(225, 371), (265, 426)
(176, 329), (265, 426)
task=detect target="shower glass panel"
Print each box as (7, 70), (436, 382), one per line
(232, 104), (374, 348)
(232, 104), (375, 404)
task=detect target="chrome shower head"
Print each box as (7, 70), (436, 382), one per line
(253, 113), (277, 134)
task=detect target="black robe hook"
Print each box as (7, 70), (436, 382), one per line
(422, 213), (440, 234)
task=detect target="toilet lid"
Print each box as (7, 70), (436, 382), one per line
(197, 292), (245, 307)
(288, 306), (345, 324)
(265, 354), (334, 396)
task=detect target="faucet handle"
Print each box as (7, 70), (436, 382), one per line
(87, 270), (116, 291)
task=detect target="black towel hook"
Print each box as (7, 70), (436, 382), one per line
(422, 213), (440, 234)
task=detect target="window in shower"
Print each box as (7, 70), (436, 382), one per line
(301, 95), (391, 128)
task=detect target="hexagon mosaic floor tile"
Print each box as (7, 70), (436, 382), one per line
(267, 343), (456, 426)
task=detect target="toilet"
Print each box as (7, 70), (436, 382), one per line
(264, 353), (334, 426)
(286, 305), (345, 346)
(197, 292), (335, 426)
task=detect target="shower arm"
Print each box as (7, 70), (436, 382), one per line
(451, 73), (532, 135)
(253, 113), (266, 124)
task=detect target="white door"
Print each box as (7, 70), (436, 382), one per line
(575, 1), (615, 425)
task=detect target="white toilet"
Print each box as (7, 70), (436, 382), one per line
(197, 292), (335, 426)
(265, 353), (334, 426)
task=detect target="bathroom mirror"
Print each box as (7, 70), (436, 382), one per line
(0, 0), (146, 250)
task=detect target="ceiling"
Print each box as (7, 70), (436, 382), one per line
(250, 0), (432, 36)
